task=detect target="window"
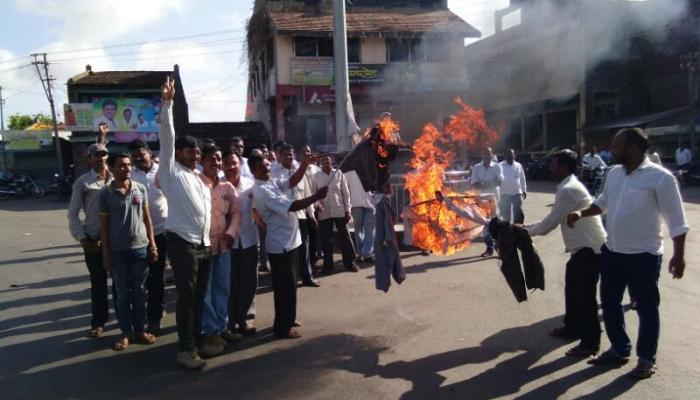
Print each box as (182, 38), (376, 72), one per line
(348, 38), (361, 63)
(387, 38), (425, 63)
(387, 38), (410, 62)
(294, 36), (360, 61)
(294, 37), (317, 57)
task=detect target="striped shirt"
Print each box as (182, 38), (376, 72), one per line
(156, 101), (212, 246)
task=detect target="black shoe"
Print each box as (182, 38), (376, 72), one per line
(587, 349), (630, 366)
(345, 263), (360, 272)
(301, 279), (321, 287)
(550, 326), (578, 340)
(629, 361), (656, 379)
(363, 257), (375, 264)
(565, 344), (598, 358)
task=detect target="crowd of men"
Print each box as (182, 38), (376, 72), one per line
(67, 78), (379, 369)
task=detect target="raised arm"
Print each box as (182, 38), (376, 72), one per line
(157, 77), (176, 178)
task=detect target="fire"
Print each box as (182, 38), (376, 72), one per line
(404, 98), (500, 255)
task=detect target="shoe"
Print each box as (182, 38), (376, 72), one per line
(177, 350), (206, 369)
(220, 330), (243, 344)
(480, 249), (495, 258)
(587, 349), (629, 366)
(275, 329), (302, 339)
(301, 279), (321, 287)
(345, 263), (360, 272)
(293, 320), (302, 327)
(198, 341), (225, 358)
(363, 257), (375, 264)
(112, 336), (130, 351)
(89, 326), (104, 338)
(629, 361), (657, 379)
(549, 326), (578, 340)
(146, 322), (162, 337)
(237, 322), (257, 335)
(136, 332), (156, 345)
(565, 343), (598, 358)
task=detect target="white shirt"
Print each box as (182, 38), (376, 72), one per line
(582, 153), (607, 171)
(470, 162), (503, 201)
(311, 168), (351, 220)
(676, 148), (692, 165)
(271, 162), (314, 220)
(344, 170), (374, 209)
(131, 162), (168, 235)
(253, 177), (301, 254)
(648, 152), (662, 165)
(156, 102), (212, 246)
(240, 156), (254, 180)
(594, 158), (689, 255)
(529, 175), (607, 254)
(232, 176), (259, 249)
(499, 160), (527, 196)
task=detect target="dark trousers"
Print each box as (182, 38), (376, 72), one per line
(166, 232), (212, 352)
(146, 233), (167, 325)
(564, 248), (602, 349)
(229, 244), (259, 329)
(319, 218), (356, 270)
(84, 249), (110, 328)
(600, 246), (662, 363)
(298, 219), (315, 282)
(268, 247), (299, 336)
(309, 223), (320, 264)
(258, 227), (268, 267)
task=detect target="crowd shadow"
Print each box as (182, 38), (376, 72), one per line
(0, 274), (88, 294)
(0, 251), (84, 266)
(2, 313), (638, 400)
(22, 244), (80, 253)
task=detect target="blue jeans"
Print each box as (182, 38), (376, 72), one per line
(352, 207), (376, 259)
(202, 251), (231, 335)
(600, 246), (662, 364)
(111, 247), (149, 336)
(499, 194), (523, 223)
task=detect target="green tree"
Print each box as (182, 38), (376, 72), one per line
(8, 113), (52, 130)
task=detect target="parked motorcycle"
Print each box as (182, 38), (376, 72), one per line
(580, 167), (607, 196)
(0, 173), (45, 200)
(52, 172), (73, 201)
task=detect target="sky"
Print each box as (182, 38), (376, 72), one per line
(0, 0), (509, 127)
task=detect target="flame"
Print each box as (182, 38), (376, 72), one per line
(404, 98), (500, 255)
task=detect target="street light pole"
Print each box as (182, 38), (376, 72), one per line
(332, 0), (351, 152)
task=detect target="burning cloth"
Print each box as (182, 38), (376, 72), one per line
(488, 218), (545, 302)
(374, 195), (405, 292)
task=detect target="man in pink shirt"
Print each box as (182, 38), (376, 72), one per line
(200, 142), (240, 355)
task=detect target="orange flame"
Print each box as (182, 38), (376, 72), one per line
(404, 98), (500, 255)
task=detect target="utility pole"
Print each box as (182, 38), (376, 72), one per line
(32, 53), (64, 177)
(681, 52), (699, 153)
(0, 86), (7, 172)
(332, 0), (351, 152)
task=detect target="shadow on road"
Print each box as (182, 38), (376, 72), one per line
(0, 311), (638, 400)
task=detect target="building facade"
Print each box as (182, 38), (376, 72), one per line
(463, 0), (700, 158)
(246, 0), (479, 150)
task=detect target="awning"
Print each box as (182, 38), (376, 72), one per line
(585, 107), (690, 131)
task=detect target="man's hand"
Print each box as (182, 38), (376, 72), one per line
(161, 76), (176, 102)
(566, 212), (581, 228)
(97, 123), (109, 144)
(315, 186), (329, 200)
(344, 212), (352, 225)
(522, 192), (527, 200)
(310, 217), (319, 230)
(80, 238), (99, 254)
(148, 248), (158, 264)
(223, 234), (235, 250)
(103, 254), (112, 272)
(300, 154), (324, 171)
(669, 253), (686, 279)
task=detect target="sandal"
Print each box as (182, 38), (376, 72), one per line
(89, 326), (104, 338)
(629, 361), (657, 379)
(136, 332), (156, 345)
(113, 337), (130, 351)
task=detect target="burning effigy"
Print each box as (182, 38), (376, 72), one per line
(403, 98), (500, 255)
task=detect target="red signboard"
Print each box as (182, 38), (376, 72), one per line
(302, 86), (335, 104)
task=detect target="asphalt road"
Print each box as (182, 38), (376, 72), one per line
(1, 181), (698, 400)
